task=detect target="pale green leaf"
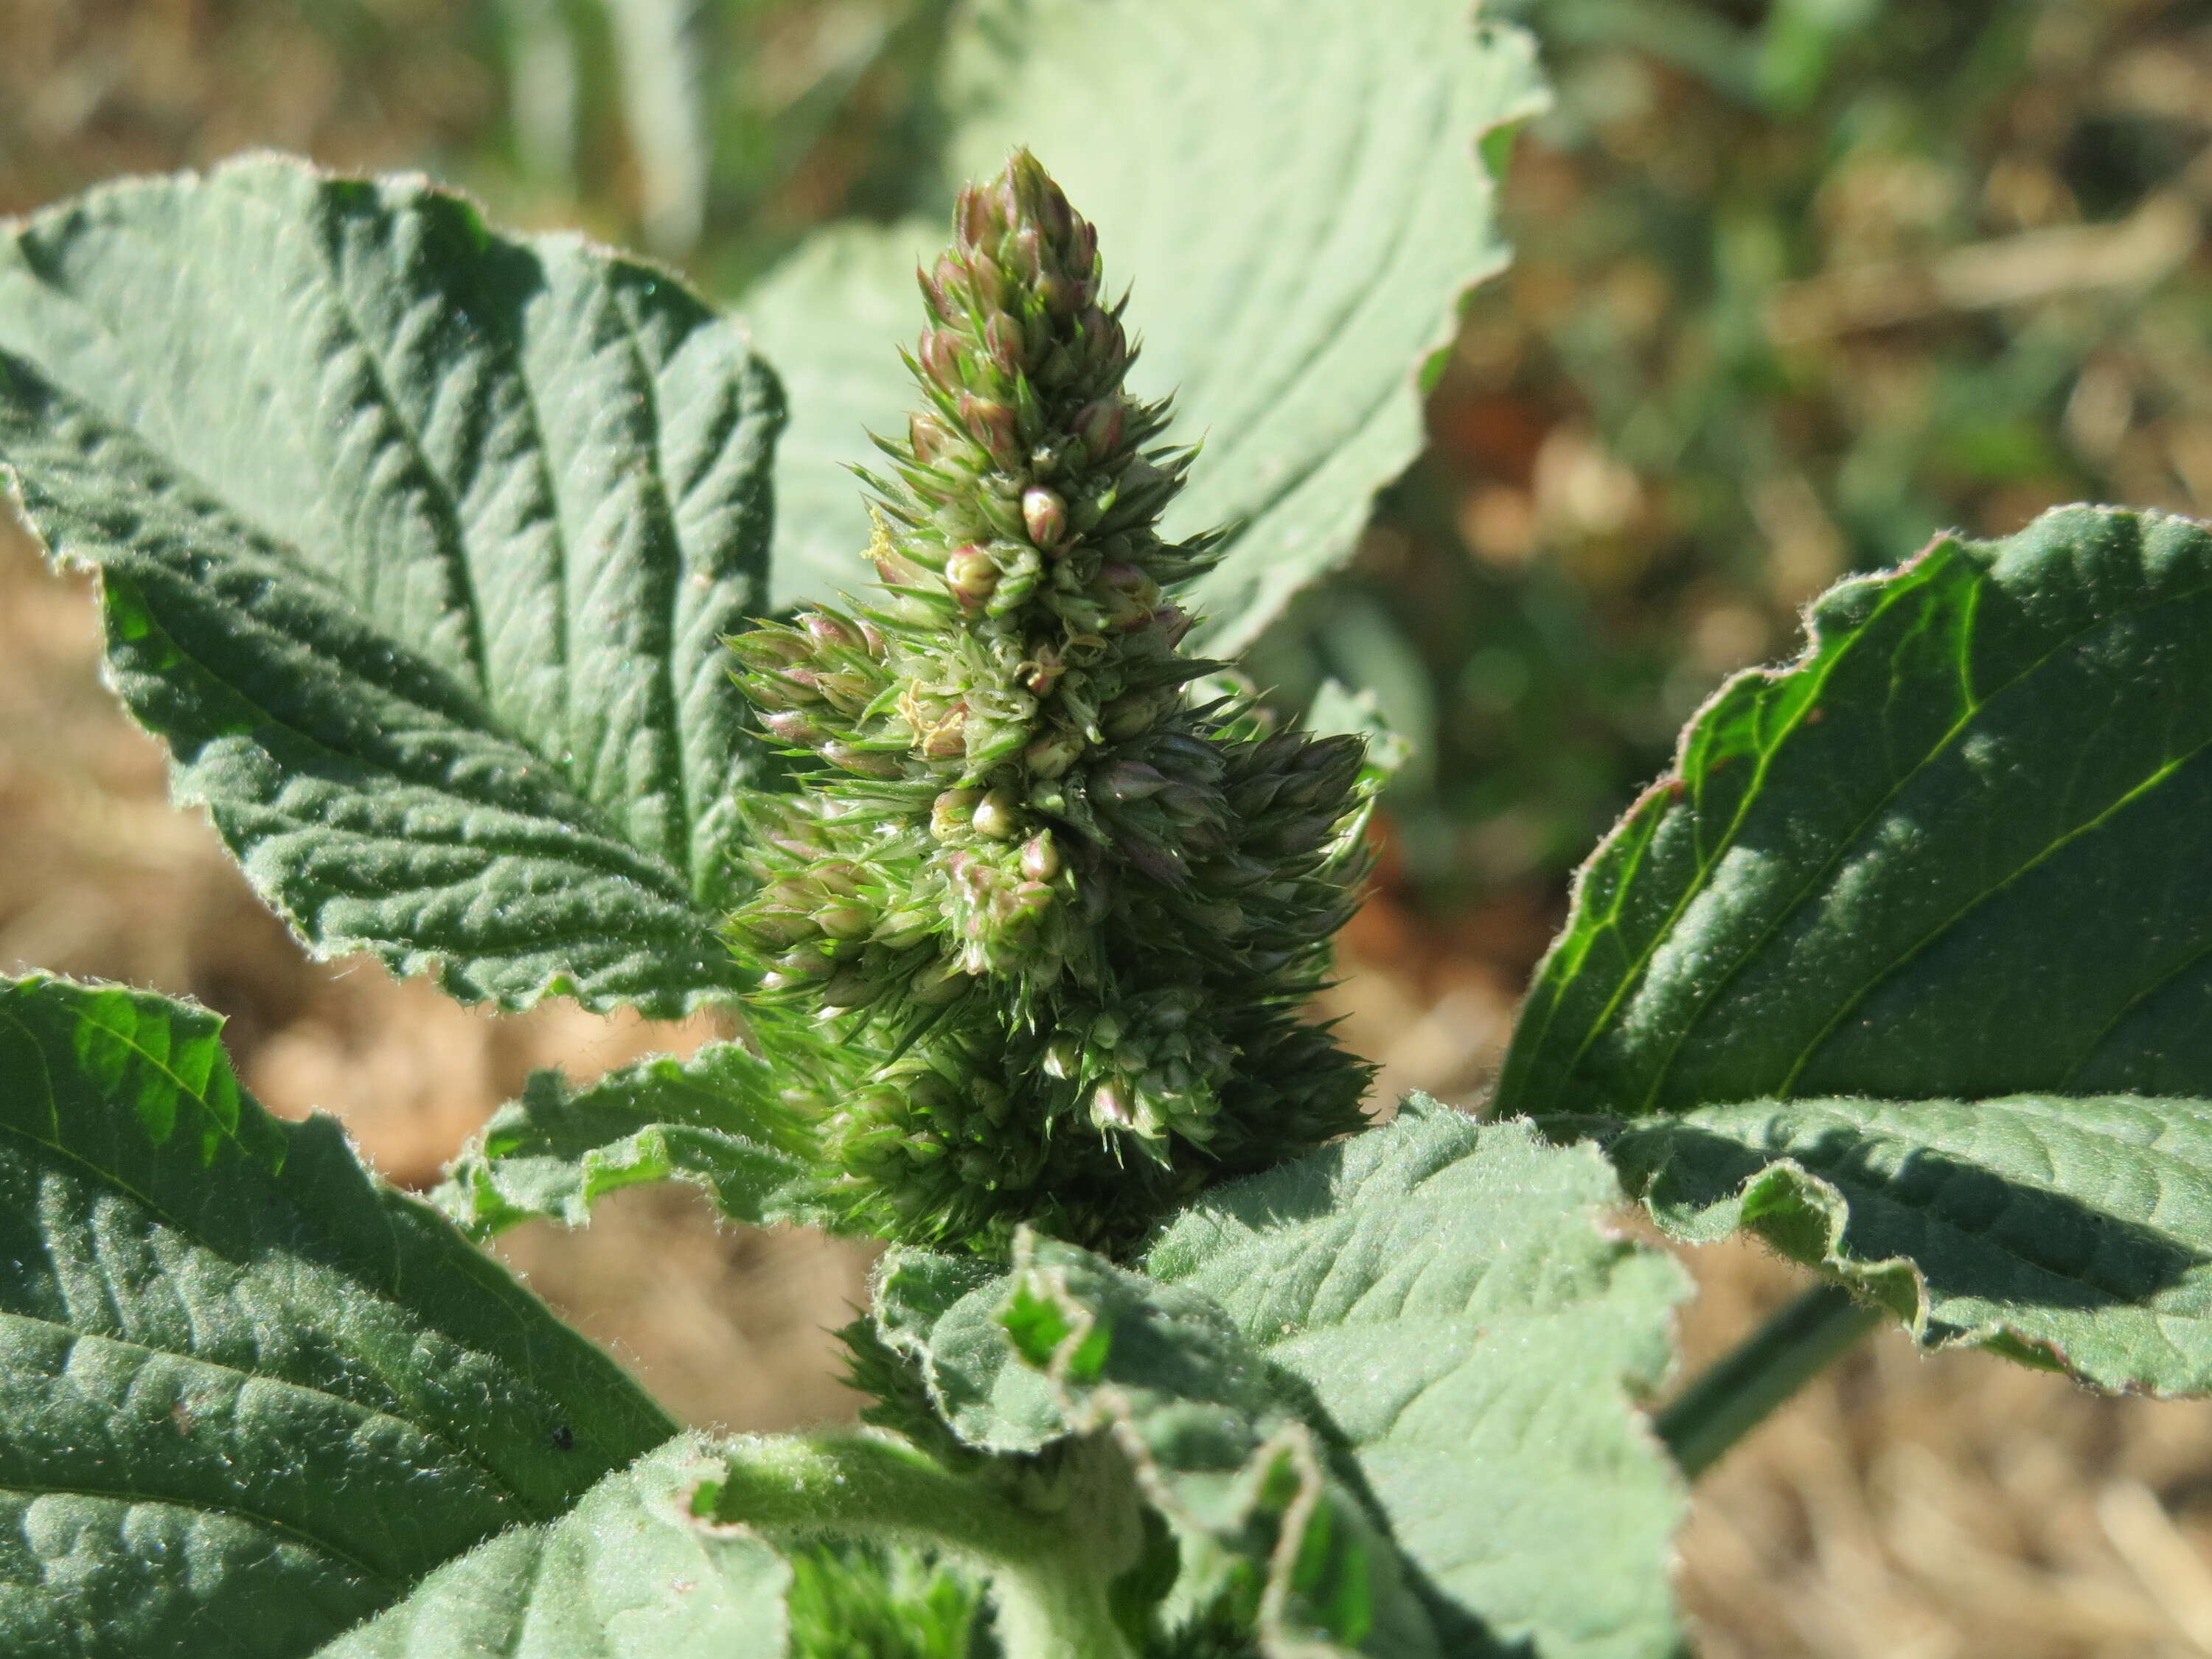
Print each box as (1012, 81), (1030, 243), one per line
(1500, 506), (2212, 1119)
(434, 1040), (823, 1237)
(748, 0), (1547, 648)
(0, 155), (782, 1014)
(0, 973), (681, 1655)
(316, 1436), (789, 1659)
(1613, 1095), (2212, 1395)
(1146, 1102), (1690, 1659)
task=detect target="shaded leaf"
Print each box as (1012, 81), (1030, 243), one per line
(748, 0), (1546, 649)
(1613, 1094), (2212, 1394)
(0, 155), (782, 1013)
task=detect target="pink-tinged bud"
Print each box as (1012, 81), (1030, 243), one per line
(1020, 831), (1061, 882)
(1021, 645), (1068, 697)
(1012, 881), (1053, 917)
(958, 184), (992, 247)
(944, 546), (999, 607)
(1091, 1081), (1134, 1130)
(824, 742), (903, 778)
(1043, 1034), (1080, 1079)
(874, 910), (934, 950)
(1024, 728), (1086, 778)
(909, 411), (955, 463)
(922, 709), (967, 759)
(1101, 760), (1169, 801)
(762, 709), (828, 747)
(990, 175), (1020, 232)
(984, 311), (1026, 373)
(855, 617), (887, 657)
(1008, 225), (1044, 282)
(972, 788), (1021, 840)
(958, 394), (1020, 467)
(729, 627), (810, 669)
(919, 330), (964, 390)
(932, 252), (964, 301)
(1102, 695), (1162, 740)
(1021, 486), (1068, 549)
(1071, 399), (1124, 458)
(1098, 561), (1155, 599)
(803, 611), (860, 650)
(1069, 220), (1097, 275)
(1147, 604), (1194, 647)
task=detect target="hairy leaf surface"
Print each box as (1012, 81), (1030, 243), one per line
(0, 156), (782, 1012)
(748, 0), (1546, 647)
(0, 973), (680, 1655)
(880, 1107), (1687, 1658)
(1613, 1095), (2212, 1394)
(434, 1040), (821, 1236)
(1147, 1102), (1688, 1659)
(1500, 507), (2212, 1118)
(316, 1436), (788, 1658)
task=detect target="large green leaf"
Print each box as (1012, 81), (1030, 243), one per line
(0, 972), (701, 1654)
(878, 1105), (1688, 1659)
(1612, 1095), (2212, 1394)
(0, 156), (782, 1013)
(434, 1040), (822, 1237)
(1499, 506), (2212, 1119)
(317, 1436), (788, 1658)
(747, 0), (1547, 649)
(1146, 1102), (1689, 1659)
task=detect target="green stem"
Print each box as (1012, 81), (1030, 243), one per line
(1654, 1283), (1880, 1480)
(700, 1430), (1141, 1659)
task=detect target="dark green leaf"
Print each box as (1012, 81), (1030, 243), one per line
(0, 156), (782, 1013)
(316, 1436), (789, 1658)
(0, 973), (681, 1655)
(1500, 506), (2212, 1119)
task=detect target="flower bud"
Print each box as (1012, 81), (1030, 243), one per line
(919, 329), (964, 391)
(1071, 399), (1124, 459)
(814, 903), (874, 941)
(910, 412), (956, 464)
(931, 788), (979, 840)
(958, 394), (1020, 467)
(762, 709), (829, 748)
(972, 788), (1021, 840)
(1020, 831), (1061, 882)
(1101, 760), (1168, 802)
(824, 742), (903, 778)
(1024, 729), (1086, 778)
(944, 546), (1000, 607)
(1021, 486), (1068, 549)
(803, 611), (860, 650)
(984, 311), (1026, 373)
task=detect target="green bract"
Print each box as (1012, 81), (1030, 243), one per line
(5, 5), (2212, 1653)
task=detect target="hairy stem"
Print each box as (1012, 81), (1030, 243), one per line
(698, 1430), (1141, 1659)
(1655, 1284), (1880, 1479)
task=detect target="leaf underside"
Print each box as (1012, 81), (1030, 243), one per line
(1498, 505), (2212, 1391)
(0, 973), (698, 1655)
(0, 156), (784, 1013)
(432, 1037), (821, 1237)
(747, 0), (1548, 650)
(1613, 1095), (2212, 1395)
(880, 1105), (1689, 1659)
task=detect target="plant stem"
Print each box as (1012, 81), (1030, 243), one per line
(1655, 1283), (1881, 1480)
(700, 1430), (1141, 1659)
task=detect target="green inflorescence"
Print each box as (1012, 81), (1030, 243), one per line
(726, 151), (1374, 1253)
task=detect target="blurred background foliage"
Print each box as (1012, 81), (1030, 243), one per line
(15, 5), (2212, 1653)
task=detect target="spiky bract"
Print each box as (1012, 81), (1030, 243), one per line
(727, 151), (1373, 1253)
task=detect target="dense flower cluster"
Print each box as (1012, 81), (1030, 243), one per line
(727, 151), (1374, 1251)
